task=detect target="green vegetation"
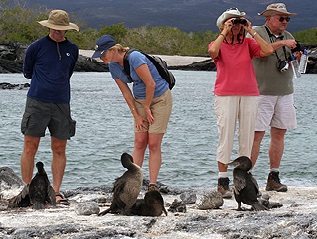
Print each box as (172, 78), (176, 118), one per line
(0, 3), (316, 56)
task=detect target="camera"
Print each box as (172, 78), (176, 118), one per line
(232, 18), (247, 25)
(291, 41), (305, 53)
(277, 59), (289, 73)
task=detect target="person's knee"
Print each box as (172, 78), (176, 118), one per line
(134, 138), (147, 151)
(254, 131), (265, 142)
(148, 144), (160, 153)
(271, 128), (286, 140)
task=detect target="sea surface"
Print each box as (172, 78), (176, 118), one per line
(1, 71), (316, 190)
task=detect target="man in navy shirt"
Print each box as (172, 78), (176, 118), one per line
(21, 9), (79, 204)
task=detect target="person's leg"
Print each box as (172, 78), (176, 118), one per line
(238, 96), (258, 158)
(51, 136), (67, 195)
(132, 132), (148, 167)
(269, 127), (286, 169)
(251, 95), (276, 169)
(20, 135), (41, 184)
(265, 127), (288, 192)
(214, 96), (238, 198)
(250, 131), (266, 167)
(214, 96), (238, 167)
(265, 93), (296, 192)
(147, 133), (164, 185)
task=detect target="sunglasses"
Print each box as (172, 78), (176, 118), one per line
(277, 16), (290, 22)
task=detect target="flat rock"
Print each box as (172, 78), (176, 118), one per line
(0, 186), (316, 238)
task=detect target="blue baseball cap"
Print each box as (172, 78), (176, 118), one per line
(91, 34), (116, 58)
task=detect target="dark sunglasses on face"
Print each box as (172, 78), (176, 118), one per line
(277, 16), (290, 22)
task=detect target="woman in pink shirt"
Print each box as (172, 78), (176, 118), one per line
(208, 8), (273, 198)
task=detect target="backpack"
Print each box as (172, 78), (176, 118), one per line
(123, 49), (175, 90)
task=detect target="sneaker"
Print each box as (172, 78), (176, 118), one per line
(217, 177), (232, 199)
(265, 171), (287, 192)
(148, 184), (158, 192)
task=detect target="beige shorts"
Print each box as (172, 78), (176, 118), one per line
(134, 89), (172, 134)
(255, 94), (297, 131)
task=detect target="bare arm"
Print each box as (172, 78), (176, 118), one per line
(208, 20), (233, 59)
(270, 39), (297, 51)
(135, 63), (156, 125)
(114, 79), (149, 130)
(244, 20), (273, 57)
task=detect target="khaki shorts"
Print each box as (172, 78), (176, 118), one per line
(21, 97), (73, 140)
(255, 94), (297, 131)
(134, 89), (172, 134)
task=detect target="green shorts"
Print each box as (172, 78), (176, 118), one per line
(21, 97), (73, 140)
(134, 89), (172, 134)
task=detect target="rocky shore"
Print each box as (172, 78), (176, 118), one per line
(0, 167), (316, 239)
(1, 42), (317, 74)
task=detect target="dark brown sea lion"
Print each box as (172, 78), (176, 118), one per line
(131, 190), (168, 216)
(8, 162), (56, 209)
(29, 161), (56, 209)
(98, 153), (143, 216)
(228, 156), (267, 211)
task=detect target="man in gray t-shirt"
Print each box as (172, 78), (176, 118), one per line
(251, 3), (300, 192)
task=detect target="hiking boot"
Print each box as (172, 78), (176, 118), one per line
(148, 184), (158, 192)
(266, 171), (288, 192)
(217, 177), (233, 199)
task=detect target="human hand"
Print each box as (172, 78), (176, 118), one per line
(144, 107), (154, 125)
(243, 19), (252, 32)
(283, 39), (297, 50)
(135, 115), (149, 131)
(223, 18), (234, 33)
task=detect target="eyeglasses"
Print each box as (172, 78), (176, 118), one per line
(277, 16), (290, 22)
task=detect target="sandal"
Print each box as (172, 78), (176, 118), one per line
(148, 184), (159, 192)
(55, 192), (69, 205)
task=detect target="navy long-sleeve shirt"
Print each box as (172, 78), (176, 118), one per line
(23, 35), (78, 103)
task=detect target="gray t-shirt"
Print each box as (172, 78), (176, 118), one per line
(252, 25), (294, 95)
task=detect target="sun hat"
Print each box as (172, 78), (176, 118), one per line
(216, 8), (246, 28)
(91, 35), (116, 58)
(38, 10), (79, 31)
(259, 3), (297, 17)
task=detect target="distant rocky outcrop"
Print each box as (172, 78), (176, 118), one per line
(0, 42), (108, 74)
(0, 42), (316, 74)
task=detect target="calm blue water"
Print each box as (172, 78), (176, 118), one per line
(0, 71), (316, 190)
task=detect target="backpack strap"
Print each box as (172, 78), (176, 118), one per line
(123, 49), (136, 81)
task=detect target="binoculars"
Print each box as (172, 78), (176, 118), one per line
(232, 19), (247, 25)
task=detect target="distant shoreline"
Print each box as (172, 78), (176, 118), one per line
(79, 50), (211, 67)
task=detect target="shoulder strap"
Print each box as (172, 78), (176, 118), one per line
(123, 49), (136, 81)
(123, 49), (175, 89)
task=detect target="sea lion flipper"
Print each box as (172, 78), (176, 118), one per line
(8, 184), (31, 208)
(98, 207), (111, 216)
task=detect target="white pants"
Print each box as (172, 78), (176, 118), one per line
(214, 95), (258, 164)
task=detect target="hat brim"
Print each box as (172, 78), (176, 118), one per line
(91, 50), (104, 59)
(216, 12), (246, 28)
(38, 20), (79, 31)
(259, 10), (297, 17)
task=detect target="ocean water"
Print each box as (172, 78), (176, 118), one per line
(1, 71), (316, 190)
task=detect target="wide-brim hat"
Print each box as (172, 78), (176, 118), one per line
(38, 10), (79, 31)
(91, 35), (116, 58)
(216, 8), (246, 28)
(259, 3), (297, 17)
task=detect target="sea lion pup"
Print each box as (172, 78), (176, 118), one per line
(228, 156), (267, 211)
(28, 161), (56, 209)
(131, 190), (168, 216)
(98, 153), (143, 216)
